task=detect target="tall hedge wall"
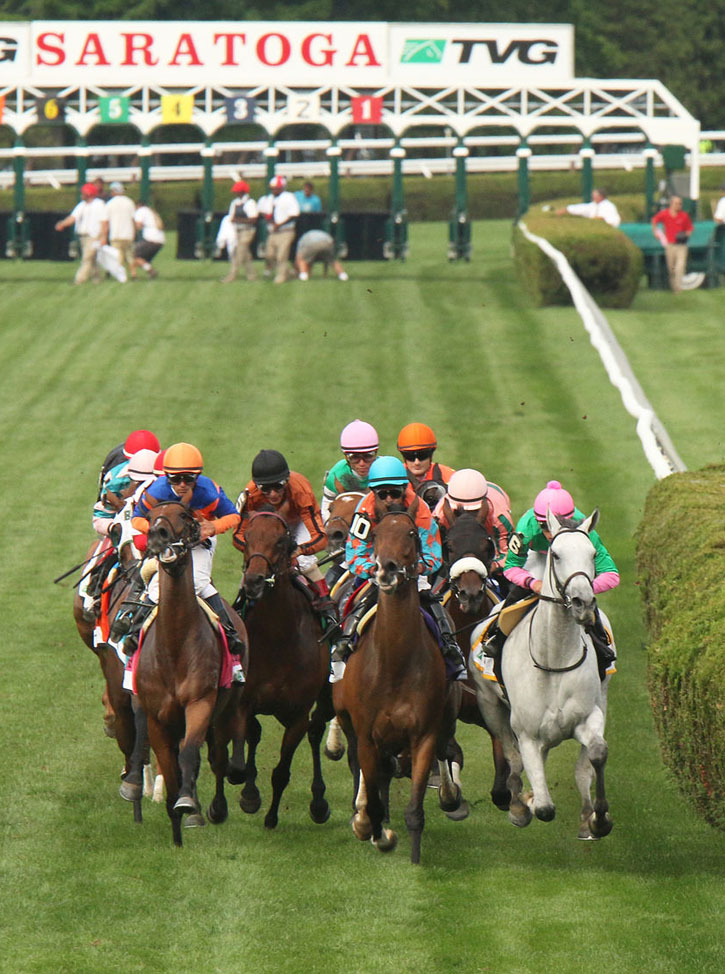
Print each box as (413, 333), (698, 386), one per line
(636, 467), (725, 830)
(512, 213), (644, 308)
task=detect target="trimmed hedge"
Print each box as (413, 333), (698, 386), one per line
(512, 212), (643, 308)
(636, 467), (725, 830)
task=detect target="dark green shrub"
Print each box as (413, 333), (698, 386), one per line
(636, 467), (725, 831)
(512, 213), (643, 308)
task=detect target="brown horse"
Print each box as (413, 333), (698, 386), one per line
(442, 509), (511, 810)
(235, 510), (332, 829)
(334, 500), (463, 864)
(131, 501), (246, 846)
(324, 490), (365, 561)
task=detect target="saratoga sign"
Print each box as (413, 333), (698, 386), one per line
(0, 21), (574, 87)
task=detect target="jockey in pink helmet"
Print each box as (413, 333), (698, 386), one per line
(321, 419), (379, 521)
(433, 467), (514, 574)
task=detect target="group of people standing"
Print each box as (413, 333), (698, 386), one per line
(55, 180), (165, 284)
(218, 176), (347, 285)
(86, 418), (619, 690)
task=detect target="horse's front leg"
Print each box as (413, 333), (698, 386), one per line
(307, 699), (331, 825)
(119, 697), (147, 826)
(517, 733), (554, 822)
(357, 739), (395, 853)
(574, 711), (612, 839)
(405, 735), (436, 864)
(264, 711), (310, 829)
(145, 713), (183, 847)
(239, 714), (262, 815)
(176, 695), (215, 817)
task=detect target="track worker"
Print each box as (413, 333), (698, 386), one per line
(233, 449), (335, 624)
(330, 456), (467, 683)
(102, 181), (137, 278)
(397, 423), (455, 492)
(221, 180), (258, 283)
(554, 188), (621, 228)
(265, 176), (300, 283)
(321, 420), (379, 521)
(54, 182), (107, 285)
(111, 442), (245, 665)
(651, 195), (694, 293)
(485, 480), (618, 678)
(295, 229), (348, 281)
(132, 201), (165, 279)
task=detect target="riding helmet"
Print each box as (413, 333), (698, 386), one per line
(446, 468), (488, 510)
(126, 449), (158, 482)
(124, 428), (160, 458)
(252, 449), (290, 485)
(533, 480), (575, 522)
(367, 456), (409, 488)
(163, 442), (204, 475)
(340, 420), (379, 454)
(397, 422), (437, 452)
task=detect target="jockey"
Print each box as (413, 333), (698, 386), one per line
(397, 422), (455, 493)
(93, 429), (161, 534)
(233, 449), (335, 625)
(110, 442), (245, 670)
(433, 467), (515, 578)
(321, 419), (379, 522)
(331, 455), (467, 682)
(487, 480), (618, 676)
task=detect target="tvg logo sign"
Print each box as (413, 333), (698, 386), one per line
(452, 39), (559, 65)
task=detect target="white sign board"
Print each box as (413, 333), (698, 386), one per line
(0, 21), (574, 88)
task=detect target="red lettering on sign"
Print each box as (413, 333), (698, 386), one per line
(121, 33), (159, 67)
(302, 33), (335, 67)
(351, 95), (383, 124)
(213, 32), (247, 66)
(256, 33), (291, 67)
(169, 33), (202, 67)
(36, 32), (66, 67)
(75, 33), (110, 67)
(345, 34), (382, 68)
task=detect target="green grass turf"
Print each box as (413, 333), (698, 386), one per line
(1, 222), (724, 973)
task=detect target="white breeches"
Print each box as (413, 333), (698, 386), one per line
(147, 538), (217, 603)
(294, 522), (323, 582)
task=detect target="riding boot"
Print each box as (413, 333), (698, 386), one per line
(422, 593), (468, 682)
(108, 573), (148, 643)
(483, 623), (506, 658)
(329, 595), (372, 683)
(114, 597), (155, 657)
(310, 578), (340, 633)
(204, 592), (246, 664)
(586, 608), (616, 681)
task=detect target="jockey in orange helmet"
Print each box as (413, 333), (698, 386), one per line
(397, 422), (455, 492)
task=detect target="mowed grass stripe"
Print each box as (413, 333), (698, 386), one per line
(1, 221), (724, 974)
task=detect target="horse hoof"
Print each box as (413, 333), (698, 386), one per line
(352, 816), (373, 842)
(535, 805), (556, 823)
(444, 799), (470, 822)
(103, 717), (117, 739)
(439, 783), (462, 813)
(310, 801), (331, 825)
(508, 803), (533, 828)
(119, 780), (142, 802)
(324, 745), (345, 762)
(577, 830), (599, 841)
(590, 812), (613, 839)
(240, 793), (261, 815)
(173, 795), (198, 814)
(372, 828), (397, 853)
(207, 800), (228, 825)
(263, 813), (278, 830)
(226, 766), (246, 786)
(491, 789), (511, 811)
(184, 813), (206, 829)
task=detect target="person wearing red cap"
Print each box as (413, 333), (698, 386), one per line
(265, 175), (300, 283)
(54, 182), (108, 284)
(93, 430), (161, 535)
(221, 180), (258, 283)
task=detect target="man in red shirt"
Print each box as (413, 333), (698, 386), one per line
(651, 195), (694, 293)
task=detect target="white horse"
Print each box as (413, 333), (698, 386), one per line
(471, 508), (613, 840)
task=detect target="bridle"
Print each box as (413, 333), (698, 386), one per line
(374, 509), (421, 584)
(147, 502), (201, 569)
(241, 510), (293, 588)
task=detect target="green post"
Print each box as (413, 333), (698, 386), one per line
(386, 143), (408, 259)
(10, 136), (28, 258)
(139, 135), (152, 206)
(580, 137), (594, 202)
(76, 135), (87, 198)
(265, 142), (279, 184)
(516, 140), (531, 217)
(448, 141), (471, 260)
(199, 139), (215, 257)
(258, 144), (279, 259)
(326, 142), (344, 252)
(644, 145), (657, 220)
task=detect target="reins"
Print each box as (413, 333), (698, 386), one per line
(375, 509), (421, 584)
(242, 510), (293, 588)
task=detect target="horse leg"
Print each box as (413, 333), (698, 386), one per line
(574, 712), (612, 839)
(225, 700), (246, 785)
(207, 718), (231, 826)
(405, 737), (436, 864)
(264, 713), (310, 830)
(145, 714), (183, 847)
(175, 697), (214, 818)
(357, 740), (396, 853)
(351, 770), (373, 841)
(324, 716), (346, 761)
(307, 704), (331, 825)
(240, 715), (262, 815)
(119, 698), (147, 825)
(517, 734), (555, 822)
(489, 735), (511, 811)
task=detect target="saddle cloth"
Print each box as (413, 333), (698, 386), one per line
(470, 596), (538, 684)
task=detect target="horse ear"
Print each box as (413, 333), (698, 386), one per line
(407, 494), (420, 519)
(476, 498), (490, 524)
(545, 507), (560, 535)
(373, 495), (387, 521)
(580, 508), (600, 534)
(443, 498), (455, 522)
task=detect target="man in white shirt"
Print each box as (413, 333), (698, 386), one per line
(103, 181), (137, 277)
(132, 202), (165, 279)
(265, 175), (300, 283)
(221, 180), (258, 283)
(555, 188), (621, 228)
(54, 182), (108, 284)
(713, 184), (725, 224)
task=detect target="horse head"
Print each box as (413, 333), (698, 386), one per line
(325, 491), (365, 559)
(146, 502), (200, 571)
(241, 510), (295, 600)
(444, 508), (495, 613)
(372, 505), (421, 594)
(545, 508), (599, 627)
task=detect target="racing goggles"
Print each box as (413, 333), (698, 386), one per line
(373, 486), (405, 501)
(167, 473), (198, 485)
(400, 449), (434, 462)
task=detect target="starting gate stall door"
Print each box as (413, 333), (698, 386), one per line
(340, 211), (389, 260)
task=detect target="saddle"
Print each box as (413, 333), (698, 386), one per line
(470, 596), (538, 686)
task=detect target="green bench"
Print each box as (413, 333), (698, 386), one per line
(619, 220), (725, 290)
